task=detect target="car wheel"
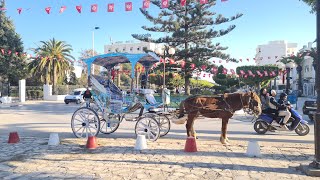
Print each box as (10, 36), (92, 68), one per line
(65, 101), (69, 104)
(76, 99), (81, 104)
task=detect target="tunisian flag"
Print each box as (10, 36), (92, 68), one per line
(76, 6), (82, 13)
(108, 4), (114, 12)
(143, 0), (150, 9)
(125, 2), (132, 11)
(181, 0), (186, 6)
(161, 0), (169, 8)
(91, 4), (98, 12)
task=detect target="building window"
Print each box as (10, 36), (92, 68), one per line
(108, 49), (111, 52)
(130, 47), (133, 51)
(123, 48), (126, 52)
(137, 47), (140, 51)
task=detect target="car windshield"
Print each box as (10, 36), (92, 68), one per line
(73, 91), (81, 95)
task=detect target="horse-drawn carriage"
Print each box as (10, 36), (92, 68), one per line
(70, 53), (173, 141)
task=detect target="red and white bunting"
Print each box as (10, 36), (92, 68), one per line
(45, 7), (51, 14)
(59, 6), (66, 13)
(76, 5), (82, 13)
(200, 0), (208, 5)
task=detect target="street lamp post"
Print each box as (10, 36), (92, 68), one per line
(285, 62), (296, 94)
(155, 46), (175, 111)
(309, 0), (320, 170)
(92, 27), (100, 75)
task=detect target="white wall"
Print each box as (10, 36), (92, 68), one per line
(19, 79), (26, 102)
(104, 41), (163, 54)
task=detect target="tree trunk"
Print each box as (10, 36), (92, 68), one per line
(53, 61), (56, 95)
(184, 4), (190, 95)
(185, 76), (190, 95)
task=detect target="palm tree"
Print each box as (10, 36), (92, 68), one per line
(300, 47), (317, 71)
(28, 38), (75, 94)
(279, 54), (304, 96)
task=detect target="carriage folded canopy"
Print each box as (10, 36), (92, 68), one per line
(83, 52), (159, 78)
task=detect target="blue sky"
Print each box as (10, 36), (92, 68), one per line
(2, 0), (316, 68)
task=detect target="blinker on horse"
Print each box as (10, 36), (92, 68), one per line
(177, 92), (261, 144)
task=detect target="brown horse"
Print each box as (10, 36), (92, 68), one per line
(178, 92), (261, 144)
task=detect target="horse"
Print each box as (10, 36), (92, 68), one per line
(177, 91), (261, 144)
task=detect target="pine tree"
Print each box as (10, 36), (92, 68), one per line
(132, 0), (242, 94)
(212, 65), (238, 92)
(0, 1), (27, 91)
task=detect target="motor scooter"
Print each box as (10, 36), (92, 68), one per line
(253, 108), (310, 136)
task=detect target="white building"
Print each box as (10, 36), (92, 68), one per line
(299, 42), (316, 96)
(256, 40), (298, 66)
(104, 41), (162, 54)
(255, 40), (299, 92)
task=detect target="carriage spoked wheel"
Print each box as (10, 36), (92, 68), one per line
(100, 114), (121, 134)
(152, 114), (170, 137)
(71, 107), (100, 138)
(135, 117), (160, 142)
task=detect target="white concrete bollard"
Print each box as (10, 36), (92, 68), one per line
(48, 133), (60, 146)
(134, 135), (148, 150)
(246, 140), (262, 157)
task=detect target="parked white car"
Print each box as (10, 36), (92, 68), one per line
(64, 88), (87, 104)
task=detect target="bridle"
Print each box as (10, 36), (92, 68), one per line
(243, 94), (260, 116)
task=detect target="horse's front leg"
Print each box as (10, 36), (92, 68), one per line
(186, 113), (196, 137)
(220, 117), (230, 144)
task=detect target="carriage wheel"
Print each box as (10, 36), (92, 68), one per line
(153, 114), (170, 137)
(71, 107), (100, 138)
(100, 114), (121, 134)
(135, 117), (160, 142)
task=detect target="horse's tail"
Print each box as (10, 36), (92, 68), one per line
(178, 100), (185, 118)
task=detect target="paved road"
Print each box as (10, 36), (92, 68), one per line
(0, 100), (317, 179)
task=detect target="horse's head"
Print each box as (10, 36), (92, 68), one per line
(241, 91), (262, 116)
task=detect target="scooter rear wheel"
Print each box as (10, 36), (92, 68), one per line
(254, 121), (268, 134)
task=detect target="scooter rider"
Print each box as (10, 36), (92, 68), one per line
(278, 93), (293, 128)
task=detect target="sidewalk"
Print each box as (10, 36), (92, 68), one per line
(0, 137), (317, 179)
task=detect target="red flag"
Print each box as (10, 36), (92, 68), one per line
(240, 70), (245, 75)
(1, 49), (4, 55)
(230, 69), (235, 75)
(248, 70), (253, 76)
(200, 0), (208, 4)
(203, 74), (206, 77)
(59, 6), (66, 13)
(239, 59), (242, 62)
(169, 59), (175, 64)
(190, 63), (195, 70)
(45, 7), (51, 14)
(264, 71), (268, 76)
(76, 6), (82, 13)
(181, 0), (186, 6)
(17, 8), (22, 14)
(161, 0), (169, 8)
(0, 8), (7, 11)
(108, 4), (114, 12)
(221, 0), (228, 2)
(15, 52), (18, 56)
(219, 60), (222, 63)
(91, 4), (98, 12)
(180, 60), (185, 68)
(222, 68), (227, 74)
(212, 60), (215, 63)
(211, 67), (218, 74)
(201, 65), (207, 71)
(143, 0), (150, 9)
(125, 2), (132, 11)
(8, 50), (11, 55)
(246, 58), (249, 62)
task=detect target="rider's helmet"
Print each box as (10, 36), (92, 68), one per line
(270, 90), (276, 96)
(280, 93), (287, 100)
